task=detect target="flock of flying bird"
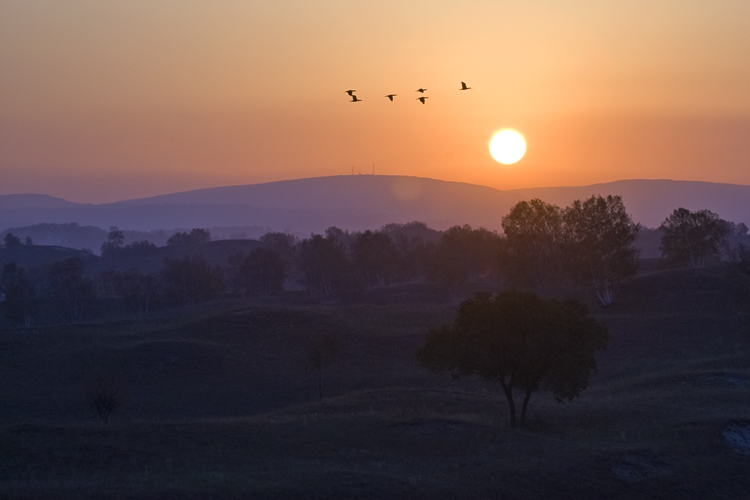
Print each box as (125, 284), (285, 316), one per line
(344, 81), (472, 104)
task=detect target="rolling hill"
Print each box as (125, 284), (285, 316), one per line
(2, 176), (750, 234)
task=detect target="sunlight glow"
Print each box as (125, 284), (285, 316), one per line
(489, 130), (526, 165)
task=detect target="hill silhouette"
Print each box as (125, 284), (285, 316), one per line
(2, 176), (750, 233)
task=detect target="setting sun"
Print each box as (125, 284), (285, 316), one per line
(489, 130), (526, 165)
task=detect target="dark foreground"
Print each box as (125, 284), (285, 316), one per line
(1, 267), (749, 499)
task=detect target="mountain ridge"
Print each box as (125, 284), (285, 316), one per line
(2, 176), (749, 232)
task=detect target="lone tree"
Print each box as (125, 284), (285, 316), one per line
(418, 291), (608, 427)
(86, 373), (130, 425)
(307, 332), (342, 400)
(100, 227), (125, 258)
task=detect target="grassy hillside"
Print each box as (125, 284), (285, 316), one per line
(1, 267), (749, 498)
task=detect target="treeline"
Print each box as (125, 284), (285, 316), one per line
(2, 195), (749, 327)
(0, 223), (275, 253)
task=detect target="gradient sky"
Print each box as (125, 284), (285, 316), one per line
(2, 0), (749, 203)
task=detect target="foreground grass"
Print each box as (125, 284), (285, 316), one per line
(1, 268), (750, 498)
(2, 378), (749, 499)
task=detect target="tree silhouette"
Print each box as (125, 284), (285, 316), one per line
(167, 228), (212, 246)
(297, 234), (349, 296)
(86, 373), (130, 425)
(562, 195), (639, 305)
(351, 230), (399, 287)
(239, 247), (285, 296)
(501, 199), (565, 288)
(308, 332), (342, 400)
(660, 208), (731, 267)
(100, 228), (124, 258)
(110, 269), (160, 314)
(3, 233), (22, 248)
(418, 291), (608, 427)
(161, 255), (224, 305)
(1, 263), (37, 327)
(45, 258), (97, 323)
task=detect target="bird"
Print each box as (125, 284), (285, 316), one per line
(416, 88), (428, 93)
(350, 95), (362, 102)
(345, 89), (356, 96)
(417, 96), (428, 104)
(459, 81), (471, 90)
(385, 94), (397, 101)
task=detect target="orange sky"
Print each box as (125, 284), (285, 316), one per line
(2, 0), (750, 203)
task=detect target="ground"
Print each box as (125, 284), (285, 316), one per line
(1, 267), (749, 499)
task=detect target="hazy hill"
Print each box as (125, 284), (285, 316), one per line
(0, 193), (83, 211)
(0, 245), (98, 271)
(2, 176), (750, 233)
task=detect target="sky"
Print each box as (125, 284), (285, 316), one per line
(1, 0), (750, 203)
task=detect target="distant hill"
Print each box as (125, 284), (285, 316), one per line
(2, 176), (750, 233)
(0, 245), (98, 271)
(0, 194), (83, 211)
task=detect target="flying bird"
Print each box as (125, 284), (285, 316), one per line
(417, 96), (429, 104)
(416, 88), (428, 93)
(385, 94), (397, 101)
(350, 95), (362, 102)
(345, 89), (356, 96)
(459, 81), (471, 90)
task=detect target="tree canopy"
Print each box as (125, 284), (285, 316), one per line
(418, 291), (608, 427)
(660, 208), (731, 267)
(501, 199), (564, 288)
(562, 195), (639, 305)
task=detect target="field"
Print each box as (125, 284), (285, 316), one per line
(1, 267), (749, 499)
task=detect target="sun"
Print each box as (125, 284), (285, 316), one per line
(489, 130), (526, 164)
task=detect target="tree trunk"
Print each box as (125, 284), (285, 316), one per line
(520, 388), (533, 423)
(501, 381), (516, 428)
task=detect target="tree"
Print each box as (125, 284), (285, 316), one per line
(307, 332), (342, 400)
(501, 199), (565, 288)
(297, 234), (350, 296)
(430, 225), (501, 289)
(161, 255), (224, 306)
(351, 230), (399, 287)
(1, 263), (37, 327)
(86, 373), (130, 425)
(167, 228), (211, 246)
(260, 232), (298, 278)
(660, 208), (731, 267)
(100, 228), (125, 258)
(3, 233), (22, 248)
(111, 269), (160, 314)
(418, 291), (608, 427)
(238, 247), (285, 296)
(45, 258), (97, 323)
(380, 222), (441, 282)
(562, 195), (640, 305)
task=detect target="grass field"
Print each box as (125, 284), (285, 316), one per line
(1, 267), (749, 498)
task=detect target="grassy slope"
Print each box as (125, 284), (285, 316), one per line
(1, 268), (749, 499)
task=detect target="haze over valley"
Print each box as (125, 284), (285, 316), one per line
(3, 176), (750, 236)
